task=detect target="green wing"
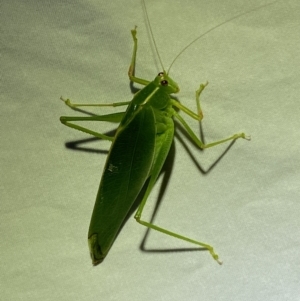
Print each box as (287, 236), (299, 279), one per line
(88, 106), (156, 264)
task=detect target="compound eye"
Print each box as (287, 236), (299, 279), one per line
(161, 80), (168, 86)
(158, 72), (164, 76)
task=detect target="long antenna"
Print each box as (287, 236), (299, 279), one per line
(142, 0), (165, 71)
(167, 0), (279, 73)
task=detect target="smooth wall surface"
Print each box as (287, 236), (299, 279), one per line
(1, 0), (299, 300)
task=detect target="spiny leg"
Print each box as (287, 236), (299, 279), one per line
(134, 163), (222, 264)
(60, 98), (127, 140)
(195, 81), (209, 120)
(60, 115), (117, 141)
(128, 27), (150, 86)
(61, 97), (130, 111)
(172, 83), (250, 149)
(135, 181), (222, 264)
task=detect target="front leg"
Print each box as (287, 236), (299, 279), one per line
(128, 27), (150, 86)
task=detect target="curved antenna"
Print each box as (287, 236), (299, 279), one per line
(142, 0), (165, 71)
(167, 0), (278, 73)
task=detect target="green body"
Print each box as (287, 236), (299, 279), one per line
(60, 26), (248, 265)
(88, 74), (178, 264)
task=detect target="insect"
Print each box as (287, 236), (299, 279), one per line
(60, 0), (276, 265)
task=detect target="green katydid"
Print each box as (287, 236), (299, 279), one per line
(60, 0), (276, 265)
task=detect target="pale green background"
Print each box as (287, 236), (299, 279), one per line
(1, 0), (299, 300)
